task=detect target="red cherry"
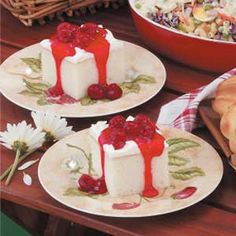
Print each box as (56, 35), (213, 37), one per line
(87, 84), (105, 100)
(97, 27), (107, 37)
(57, 30), (74, 43)
(78, 174), (97, 193)
(56, 22), (75, 43)
(78, 175), (107, 194)
(105, 83), (123, 100)
(134, 114), (156, 139)
(135, 114), (150, 124)
(110, 130), (126, 149)
(57, 22), (72, 32)
(141, 124), (155, 139)
(109, 115), (126, 129)
(124, 121), (140, 139)
(137, 121), (155, 140)
(93, 177), (107, 194)
(75, 31), (91, 48)
(81, 23), (98, 34)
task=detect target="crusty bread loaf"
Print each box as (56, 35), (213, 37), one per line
(220, 103), (236, 153)
(220, 103), (236, 139)
(212, 75), (236, 155)
(212, 76), (236, 117)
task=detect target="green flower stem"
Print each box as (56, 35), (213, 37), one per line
(5, 148), (21, 185)
(0, 149), (35, 181)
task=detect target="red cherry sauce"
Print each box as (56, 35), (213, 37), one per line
(86, 37), (110, 86)
(98, 128), (113, 179)
(49, 39), (76, 97)
(136, 134), (165, 197)
(98, 116), (165, 198)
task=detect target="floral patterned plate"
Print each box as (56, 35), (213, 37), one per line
(38, 126), (223, 217)
(0, 41), (166, 118)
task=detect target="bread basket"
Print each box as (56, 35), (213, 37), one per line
(1, 0), (126, 26)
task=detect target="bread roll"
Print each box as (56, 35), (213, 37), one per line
(212, 75), (236, 155)
(220, 103), (236, 139)
(212, 76), (236, 117)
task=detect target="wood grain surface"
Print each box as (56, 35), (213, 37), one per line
(1, 6), (235, 236)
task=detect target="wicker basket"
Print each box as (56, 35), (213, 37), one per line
(1, 0), (126, 26)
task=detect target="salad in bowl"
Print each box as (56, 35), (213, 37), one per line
(129, 0), (236, 73)
(134, 0), (236, 42)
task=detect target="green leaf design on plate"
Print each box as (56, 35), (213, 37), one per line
(19, 89), (42, 97)
(37, 96), (49, 106)
(133, 74), (156, 84)
(119, 81), (140, 94)
(168, 154), (189, 166)
(167, 138), (200, 154)
(63, 187), (99, 199)
(80, 96), (97, 106)
(20, 55), (41, 73)
(66, 144), (95, 175)
(19, 79), (50, 106)
(170, 167), (205, 180)
(70, 167), (83, 175)
(23, 79), (50, 92)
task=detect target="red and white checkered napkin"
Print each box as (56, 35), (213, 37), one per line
(157, 68), (236, 132)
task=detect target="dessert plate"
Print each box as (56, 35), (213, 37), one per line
(38, 127), (223, 217)
(0, 41), (166, 118)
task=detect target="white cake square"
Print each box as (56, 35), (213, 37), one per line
(40, 27), (125, 100)
(88, 117), (170, 197)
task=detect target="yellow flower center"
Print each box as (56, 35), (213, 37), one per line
(12, 141), (28, 154)
(43, 129), (55, 142)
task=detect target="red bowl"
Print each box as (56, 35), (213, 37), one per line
(129, 0), (236, 73)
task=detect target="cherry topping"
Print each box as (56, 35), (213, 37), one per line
(135, 114), (151, 125)
(93, 177), (107, 194)
(80, 23), (98, 35)
(78, 174), (107, 194)
(75, 31), (91, 48)
(124, 121), (140, 139)
(75, 23), (107, 48)
(57, 22), (72, 32)
(55, 22), (107, 47)
(109, 115), (126, 129)
(134, 114), (156, 139)
(140, 123), (155, 140)
(56, 22), (77, 43)
(105, 83), (123, 100)
(87, 84), (105, 100)
(78, 174), (97, 193)
(110, 130), (126, 149)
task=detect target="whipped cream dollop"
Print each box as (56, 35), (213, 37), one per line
(89, 116), (167, 159)
(40, 29), (123, 64)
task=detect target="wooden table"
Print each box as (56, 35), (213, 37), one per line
(1, 5), (236, 236)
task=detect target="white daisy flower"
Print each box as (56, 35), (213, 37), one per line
(0, 121), (45, 185)
(31, 111), (74, 142)
(0, 121), (45, 153)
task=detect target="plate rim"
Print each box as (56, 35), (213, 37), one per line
(38, 127), (223, 218)
(0, 41), (167, 118)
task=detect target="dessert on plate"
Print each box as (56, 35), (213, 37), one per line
(40, 22), (125, 100)
(84, 114), (169, 197)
